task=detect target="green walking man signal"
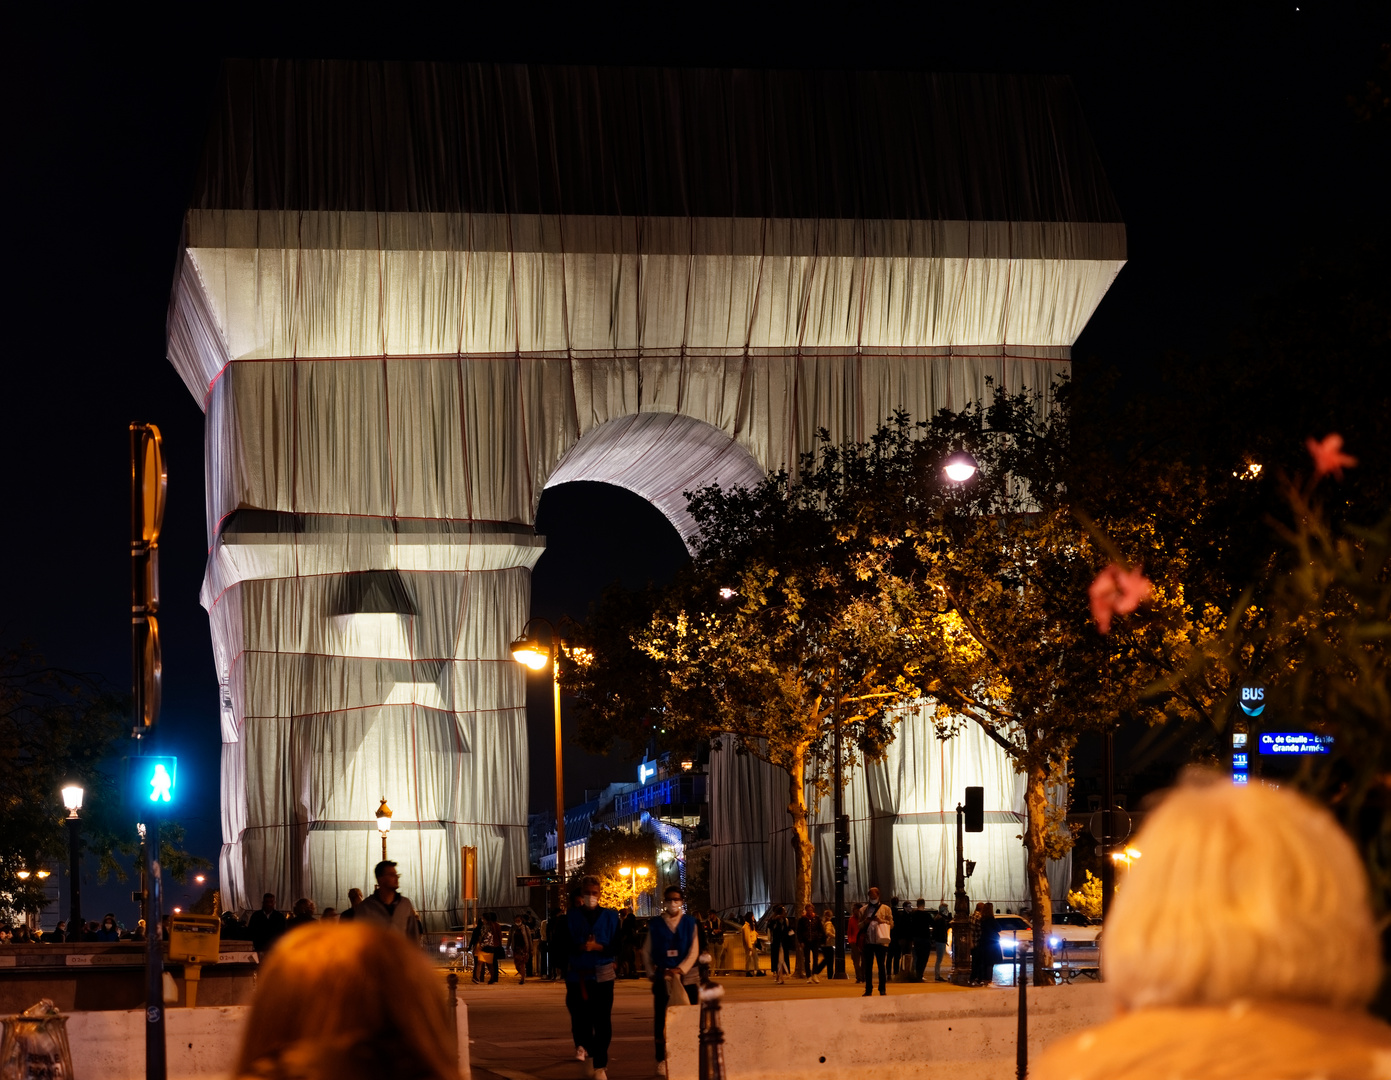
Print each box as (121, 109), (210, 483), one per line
(125, 756), (178, 812)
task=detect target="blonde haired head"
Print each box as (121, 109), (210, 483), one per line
(1105, 772), (1381, 1011)
(235, 921), (457, 1080)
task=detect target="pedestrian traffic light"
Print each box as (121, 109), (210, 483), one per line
(126, 756), (177, 813)
(834, 815), (851, 856)
(963, 786), (984, 832)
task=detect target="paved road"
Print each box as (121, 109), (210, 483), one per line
(460, 968), (986, 1080)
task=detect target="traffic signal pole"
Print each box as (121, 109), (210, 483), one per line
(130, 423), (167, 1080)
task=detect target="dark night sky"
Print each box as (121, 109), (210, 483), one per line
(5, 3), (1386, 920)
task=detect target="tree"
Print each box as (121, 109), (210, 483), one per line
(578, 827), (659, 911)
(812, 388), (1229, 979)
(1164, 457), (1391, 913)
(564, 465), (917, 915)
(0, 644), (209, 924)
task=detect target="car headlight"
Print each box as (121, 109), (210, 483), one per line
(1049, 936), (1061, 948)
(1000, 939), (1013, 951)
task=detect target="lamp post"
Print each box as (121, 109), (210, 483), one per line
(375, 798), (392, 861)
(62, 783), (84, 936)
(618, 865), (651, 913)
(510, 618), (567, 899)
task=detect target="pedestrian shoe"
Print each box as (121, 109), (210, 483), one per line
(593, 1070), (608, 1080)
(575, 1046), (588, 1062)
(656, 1062), (669, 1078)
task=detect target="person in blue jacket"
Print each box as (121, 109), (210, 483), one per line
(566, 875), (620, 1080)
(644, 885), (700, 1078)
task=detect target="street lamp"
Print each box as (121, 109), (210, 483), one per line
(510, 618), (568, 897)
(941, 450), (979, 484)
(618, 865), (651, 912)
(375, 797), (393, 861)
(61, 783), (84, 935)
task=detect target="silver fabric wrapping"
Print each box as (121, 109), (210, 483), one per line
(710, 707), (1071, 915)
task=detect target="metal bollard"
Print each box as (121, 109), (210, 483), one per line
(1016, 940), (1028, 1079)
(696, 952), (726, 1080)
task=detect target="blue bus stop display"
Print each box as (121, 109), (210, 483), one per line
(1258, 733), (1333, 755)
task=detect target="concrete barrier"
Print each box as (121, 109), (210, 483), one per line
(666, 983), (1111, 1080)
(63, 1003), (471, 1079)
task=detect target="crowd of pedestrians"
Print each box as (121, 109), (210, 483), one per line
(216, 768), (1391, 1080)
(1, 911), (163, 943)
(223, 859), (423, 956)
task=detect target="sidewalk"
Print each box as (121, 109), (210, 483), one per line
(462, 966), (1002, 1080)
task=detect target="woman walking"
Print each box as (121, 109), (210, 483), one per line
(645, 886), (700, 1078)
(820, 909), (837, 978)
(804, 904), (828, 983)
(741, 913), (759, 977)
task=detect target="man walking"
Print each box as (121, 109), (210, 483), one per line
(248, 893), (287, 954)
(566, 875), (620, 1080)
(911, 898), (933, 982)
(860, 887), (893, 996)
(644, 885), (699, 1078)
(356, 861), (422, 943)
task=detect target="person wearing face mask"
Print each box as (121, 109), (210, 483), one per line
(565, 875), (620, 1080)
(643, 886), (700, 1077)
(95, 914), (121, 942)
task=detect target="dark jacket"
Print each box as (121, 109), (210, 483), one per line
(248, 908), (287, 952)
(565, 906), (620, 982)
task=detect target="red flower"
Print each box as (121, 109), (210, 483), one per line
(1306, 433), (1357, 480)
(1089, 564), (1153, 635)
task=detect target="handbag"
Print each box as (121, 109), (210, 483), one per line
(664, 969), (692, 1004)
(868, 905), (892, 945)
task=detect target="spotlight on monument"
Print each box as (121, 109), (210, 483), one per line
(509, 633), (550, 671)
(942, 451), (979, 484)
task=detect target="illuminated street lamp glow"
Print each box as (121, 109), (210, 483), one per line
(61, 784), (84, 817)
(718, 587), (737, 600)
(509, 633), (550, 670)
(942, 451), (979, 484)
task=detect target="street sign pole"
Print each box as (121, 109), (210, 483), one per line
(144, 817), (164, 1080)
(130, 423), (167, 1080)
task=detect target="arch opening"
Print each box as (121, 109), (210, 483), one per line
(542, 413), (768, 551)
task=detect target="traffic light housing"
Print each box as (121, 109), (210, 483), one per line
(126, 756), (178, 813)
(834, 814), (851, 883)
(963, 786), (984, 832)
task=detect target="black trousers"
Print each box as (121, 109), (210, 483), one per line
(912, 939), (932, 980)
(770, 936), (787, 974)
(862, 943), (889, 993)
(566, 980), (615, 1068)
(652, 977), (699, 1061)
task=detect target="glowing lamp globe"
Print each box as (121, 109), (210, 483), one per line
(375, 797), (393, 834)
(509, 633), (550, 671)
(61, 784), (85, 816)
(942, 451), (979, 484)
